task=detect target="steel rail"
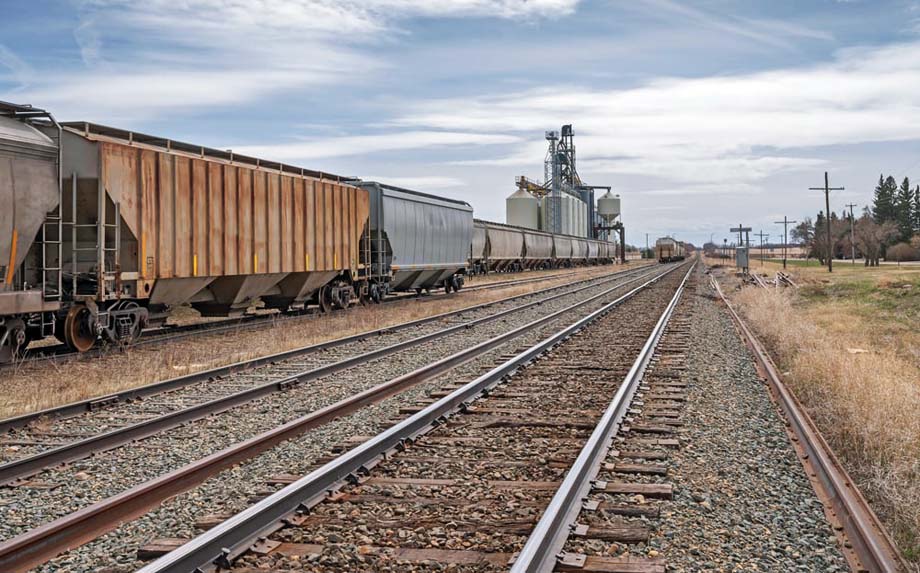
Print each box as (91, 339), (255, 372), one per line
(711, 274), (906, 573)
(510, 262), (695, 572)
(0, 265), (646, 435)
(4, 267), (594, 368)
(134, 262), (688, 573)
(0, 266), (659, 485)
(0, 264), (684, 573)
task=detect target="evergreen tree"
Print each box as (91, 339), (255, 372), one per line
(914, 185), (920, 235)
(896, 177), (914, 240)
(872, 174), (896, 224)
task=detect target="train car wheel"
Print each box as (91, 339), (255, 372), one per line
(63, 305), (96, 353)
(444, 280), (452, 294)
(318, 286), (332, 314)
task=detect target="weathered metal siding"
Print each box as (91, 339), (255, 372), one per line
(471, 224), (487, 259)
(98, 142), (368, 293)
(587, 240), (599, 259)
(365, 183), (472, 270)
(0, 121), (58, 285)
(522, 230), (553, 260)
(554, 236), (573, 259)
(484, 224), (524, 261)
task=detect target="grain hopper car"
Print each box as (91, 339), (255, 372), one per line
(0, 102), (370, 358)
(470, 219), (614, 273)
(655, 237), (685, 263)
(351, 181), (472, 295)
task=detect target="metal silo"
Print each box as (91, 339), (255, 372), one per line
(506, 188), (540, 230)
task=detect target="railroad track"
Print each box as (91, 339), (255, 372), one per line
(121, 262), (695, 573)
(710, 274), (905, 573)
(0, 262), (676, 572)
(2, 267), (595, 369)
(0, 266), (633, 438)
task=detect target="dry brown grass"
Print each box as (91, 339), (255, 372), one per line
(0, 264), (643, 420)
(733, 286), (920, 566)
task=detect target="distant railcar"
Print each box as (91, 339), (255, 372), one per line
(470, 219), (614, 272)
(655, 237), (685, 263)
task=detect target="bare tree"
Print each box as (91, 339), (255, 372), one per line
(854, 215), (899, 266)
(887, 242), (918, 265)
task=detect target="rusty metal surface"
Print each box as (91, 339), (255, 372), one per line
(711, 274), (906, 573)
(95, 141), (368, 282)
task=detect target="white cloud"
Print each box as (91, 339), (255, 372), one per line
(359, 175), (467, 189)
(234, 131), (521, 160)
(0, 44), (32, 87)
(631, 0), (833, 50)
(3, 0), (579, 117)
(390, 41), (920, 189)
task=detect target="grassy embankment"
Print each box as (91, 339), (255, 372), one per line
(725, 258), (920, 567)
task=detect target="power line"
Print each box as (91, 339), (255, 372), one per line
(754, 230), (769, 266)
(809, 172), (844, 273)
(773, 216), (798, 270)
(845, 203), (858, 266)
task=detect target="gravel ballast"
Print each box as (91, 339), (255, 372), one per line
(651, 271), (848, 570)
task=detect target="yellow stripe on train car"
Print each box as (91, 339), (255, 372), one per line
(5, 229), (17, 284)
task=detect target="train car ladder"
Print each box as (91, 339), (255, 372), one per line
(38, 125), (64, 337)
(68, 174), (120, 300)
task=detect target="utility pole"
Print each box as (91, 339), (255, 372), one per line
(845, 203), (857, 266)
(645, 233), (649, 259)
(773, 216), (798, 270)
(809, 172), (844, 273)
(755, 230), (769, 266)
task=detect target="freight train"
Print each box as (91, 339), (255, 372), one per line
(655, 237), (686, 263)
(470, 219), (614, 274)
(0, 102), (621, 361)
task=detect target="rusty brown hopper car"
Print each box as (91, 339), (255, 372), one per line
(2, 112), (371, 356)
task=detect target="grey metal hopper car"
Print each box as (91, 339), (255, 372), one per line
(0, 103), (62, 361)
(573, 238), (589, 262)
(522, 228), (554, 270)
(355, 182), (473, 294)
(470, 223), (488, 275)
(480, 220), (525, 272)
(553, 235), (574, 264)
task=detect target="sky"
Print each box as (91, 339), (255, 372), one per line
(3, 0), (920, 247)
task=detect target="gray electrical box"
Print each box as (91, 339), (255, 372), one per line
(735, 247), (749, 271)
